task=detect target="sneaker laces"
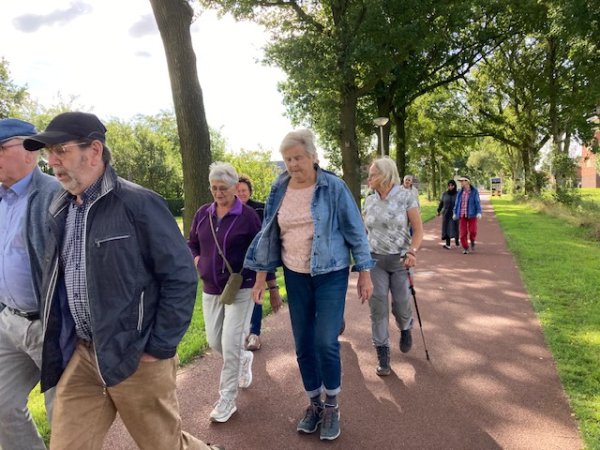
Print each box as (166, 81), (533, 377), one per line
(214, 397), (233, 411)
(321, 406), (337, 429)
(302, 404), (321, 421)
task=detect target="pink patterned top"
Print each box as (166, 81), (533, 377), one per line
(278, 185), (314, 274)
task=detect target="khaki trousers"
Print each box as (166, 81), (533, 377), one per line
(50, 341), (210, 450)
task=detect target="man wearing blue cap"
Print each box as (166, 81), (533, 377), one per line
(0, 118), (60, 450)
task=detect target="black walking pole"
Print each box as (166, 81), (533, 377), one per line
(407, 269), (430, 361)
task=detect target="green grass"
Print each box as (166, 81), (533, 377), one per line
(492, 196), (600, 450)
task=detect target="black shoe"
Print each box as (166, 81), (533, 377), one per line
(470, 242), (476, 251)
(375, 346), (390, 376)
(339, 319), (345, 336)
(400, 329), (412, 353)
(443, 244), (451, 250)
(463, 249), (469, 254)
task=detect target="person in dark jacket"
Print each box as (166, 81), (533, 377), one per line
(23, 112), (222, 450)
(187, 163), (264, 423)
(0, 119), (60, 450)
(236, 174), (282, 351)
(437, 180), (459, 249)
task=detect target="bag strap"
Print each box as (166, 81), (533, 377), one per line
(209, 213), (238, 275)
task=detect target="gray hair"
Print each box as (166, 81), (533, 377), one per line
(279, 129), (318, 160)
(77, 138), (113, 166)
(371, 157), (400, 188)
(209, 161), (238, 187)
(403, 175), (413, 182)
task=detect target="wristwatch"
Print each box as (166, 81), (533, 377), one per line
(411, 247), (418, 253)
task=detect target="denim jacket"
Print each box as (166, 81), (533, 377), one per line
(244, 165), (376, 276)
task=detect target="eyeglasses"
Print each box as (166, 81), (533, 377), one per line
(209, 185), (233, 194)
(40, 142), (87, 159)
(0, 142), (23, 153)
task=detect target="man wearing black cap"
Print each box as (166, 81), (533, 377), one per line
(24, 112), (223, 450)
(452, 175), (482, 254)
(0, 118), (60, 450)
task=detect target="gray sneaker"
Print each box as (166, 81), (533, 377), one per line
(319, 406), (340, 441)
(209, 397), (237, 423)
(297, 403), (323, 434)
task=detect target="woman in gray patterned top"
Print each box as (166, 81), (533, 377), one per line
(362, 157), (424, 376)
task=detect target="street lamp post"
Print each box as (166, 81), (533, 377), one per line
(436, 155), (443, 199)
(373, 117), (389, 156)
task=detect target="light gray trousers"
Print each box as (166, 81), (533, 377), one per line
(368, 253), (414, 347)
(0, 308), (54, 450)
(202, 288), (254, 401)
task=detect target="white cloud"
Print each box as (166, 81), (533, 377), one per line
(1, 0), (292, 157)
(12, 1), (93, 33)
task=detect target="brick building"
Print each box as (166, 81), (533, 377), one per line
(581, 131), (600, 188)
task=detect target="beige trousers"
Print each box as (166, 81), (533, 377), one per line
(49, 341), (210, 450)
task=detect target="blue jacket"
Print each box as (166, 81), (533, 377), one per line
(40, 165), (198, 391)
(453, 185), (482, 219)
(244, 165), (375, 276)
(0, 168), (60, 313)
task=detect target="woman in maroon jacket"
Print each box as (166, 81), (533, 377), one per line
(187, 162), (262, 423)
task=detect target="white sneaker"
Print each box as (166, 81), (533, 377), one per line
(246, 333), (261, 351)
(209, 397), (237, 422)
(238, 350), (254, 388)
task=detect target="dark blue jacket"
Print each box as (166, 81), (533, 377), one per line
(40, 165), (198, 391)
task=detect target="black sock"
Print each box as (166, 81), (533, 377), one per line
(445, 238), (450, 246)
(325, 394), (337, 408)
(310, 395), (323, 406)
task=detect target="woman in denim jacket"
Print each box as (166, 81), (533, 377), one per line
(244, 129), (375, 441)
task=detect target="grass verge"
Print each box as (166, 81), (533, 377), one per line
(492, 196), (600, 450)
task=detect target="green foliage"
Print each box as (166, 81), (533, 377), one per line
(166, 198), (185, 217)
(493, 196), (600, 449)
(0, 58), (29, 118)
(221, 148), (281, 202)
(105, 112), (184, 199)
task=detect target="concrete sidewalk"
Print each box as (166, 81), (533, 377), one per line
(103, 192), (582, 450)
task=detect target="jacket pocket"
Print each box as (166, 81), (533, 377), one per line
(94, 235), (131, 247)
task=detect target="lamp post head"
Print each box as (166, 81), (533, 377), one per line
(373, 117), (389, 127)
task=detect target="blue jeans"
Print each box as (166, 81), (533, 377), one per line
(249, 303), (262, 336)
(283, 266), (349, 398)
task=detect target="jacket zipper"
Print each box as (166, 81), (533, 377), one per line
(137, 292), (144, 332)
(83, 190), (112, 389)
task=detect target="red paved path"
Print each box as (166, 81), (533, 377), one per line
(103, 192), (583, 450)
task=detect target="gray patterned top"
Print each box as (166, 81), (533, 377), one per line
(363, 185), (419, 255)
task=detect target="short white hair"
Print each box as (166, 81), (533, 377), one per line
(209, 162), (238, 187)
(279, 129), (318, 159)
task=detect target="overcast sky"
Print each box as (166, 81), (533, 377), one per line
(1, 0), (294, 158)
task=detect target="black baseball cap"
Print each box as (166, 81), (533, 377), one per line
(23, 112), (106, 151)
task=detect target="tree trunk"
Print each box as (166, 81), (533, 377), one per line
(392, 106), (407, 179)
(149, 0), (212, 235)
(339, 87), (362, 206)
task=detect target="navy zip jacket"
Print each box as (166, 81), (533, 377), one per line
(40, 165), (198, 391)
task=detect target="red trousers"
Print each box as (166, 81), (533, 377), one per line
(459, 217), (478, 249)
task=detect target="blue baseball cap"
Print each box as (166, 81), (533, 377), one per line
(0, 119), (37, 143)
